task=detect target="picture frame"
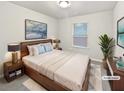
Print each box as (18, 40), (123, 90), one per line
(25, 19), (47, 40)
(117, 17), (124, 49)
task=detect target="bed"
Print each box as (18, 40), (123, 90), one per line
(20, 39), (91, 91)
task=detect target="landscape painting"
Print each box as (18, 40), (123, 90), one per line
(117, 17), (124, 48)
(25, 19), (47, 40)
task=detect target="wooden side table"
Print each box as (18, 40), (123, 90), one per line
(4, 60), (24, 82)
(107, 59), (124, 91)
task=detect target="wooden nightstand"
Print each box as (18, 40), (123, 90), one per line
(4, 60), (24, 82)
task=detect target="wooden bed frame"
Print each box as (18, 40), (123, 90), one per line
(20, 39), (91, 91)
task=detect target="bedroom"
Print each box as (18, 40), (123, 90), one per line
(0, 0), (124, 92)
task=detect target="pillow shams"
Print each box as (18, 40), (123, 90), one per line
(37, 45), (46, 54)
(43, 43), (53, 52)
(27, 43), (53, 56)
(27, 45), (34, 56)
(27, 44), (46, 56)
(33, 44), (46, 56)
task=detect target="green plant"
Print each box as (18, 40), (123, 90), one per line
(99, 34), (114, 60)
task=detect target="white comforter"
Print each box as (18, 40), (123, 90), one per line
(23, 50), (89, 91)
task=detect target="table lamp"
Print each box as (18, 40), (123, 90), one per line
(8, 43), (20, 64)
(52, 39), (60, 49)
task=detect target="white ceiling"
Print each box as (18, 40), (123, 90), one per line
(11, 1), (117, 19)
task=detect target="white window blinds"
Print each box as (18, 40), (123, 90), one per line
(73, 23), (88, 48)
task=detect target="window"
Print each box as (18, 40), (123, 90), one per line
(73, 23), (88, 48)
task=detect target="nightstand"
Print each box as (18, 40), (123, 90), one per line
(4, 60), (24, 82)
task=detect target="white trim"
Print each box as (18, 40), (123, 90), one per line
(73, 36), (88, 37)
(72, 45), (88, 49)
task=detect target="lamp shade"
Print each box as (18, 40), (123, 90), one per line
(8, 44), (20, 52)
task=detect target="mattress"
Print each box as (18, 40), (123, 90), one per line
(22, 50), (89, 91)
(23, 50), (63, 72)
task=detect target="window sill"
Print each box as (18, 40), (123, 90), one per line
(72, 45), (88, 49)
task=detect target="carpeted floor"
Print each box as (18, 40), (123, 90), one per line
(0, 75), (29, 91)
(0, 62), (111, 91)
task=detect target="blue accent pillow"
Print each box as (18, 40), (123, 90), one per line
(38, 45), (45, 54)
(44, 43), (53, 52)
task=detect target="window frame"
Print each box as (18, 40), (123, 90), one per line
(72, 23), (88, 48)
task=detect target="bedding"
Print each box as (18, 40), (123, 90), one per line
(23, 50), (62, 72)
(22, 50), (89, 91)
(27, 43), (53, 56)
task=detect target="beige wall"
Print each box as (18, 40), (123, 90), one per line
(113, 2), (124, 59)
(0, 2), (58, 76)
(0, 2), (115, 77)
(58, 11), (113, 60)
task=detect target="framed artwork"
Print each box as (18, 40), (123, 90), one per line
(25, 19), (47, 40)
(117, 17), (124, 48)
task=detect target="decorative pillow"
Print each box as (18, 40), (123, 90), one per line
(27, 43), (53, 56)
(32, 45), (39, 56)
(27, 45), (34, 56)
(38, 45), (46, 54)
(32, 44), (46, 56)
(43, 43), (53, 52)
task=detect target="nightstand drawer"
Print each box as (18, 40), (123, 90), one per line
(6, 63), (23, 71)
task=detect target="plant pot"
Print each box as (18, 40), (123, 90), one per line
(102, 59), (108, 69)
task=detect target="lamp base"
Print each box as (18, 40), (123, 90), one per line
(12, 52), (18, 64)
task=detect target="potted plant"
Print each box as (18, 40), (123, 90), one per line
(99, 34), (114, 69)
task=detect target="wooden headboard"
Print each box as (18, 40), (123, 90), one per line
(20, 39), (52, 59)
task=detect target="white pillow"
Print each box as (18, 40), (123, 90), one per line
(32, 45), (39, 56)
(27, 45), (34, 56)
(27, 44), (41, 56)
